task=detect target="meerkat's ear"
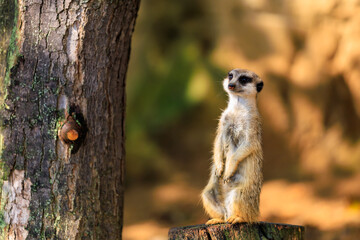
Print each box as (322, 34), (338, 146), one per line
(256, 82), (264, 92)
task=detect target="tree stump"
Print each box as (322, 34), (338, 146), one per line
(169, 222), (305, 240)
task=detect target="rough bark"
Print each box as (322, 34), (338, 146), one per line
(169, 222), (305, 240)
(0, 0), (140, 239)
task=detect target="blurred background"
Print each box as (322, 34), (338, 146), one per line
(123, 0), (360, 239)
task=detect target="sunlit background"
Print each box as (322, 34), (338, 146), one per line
(123, 0), (360, 239)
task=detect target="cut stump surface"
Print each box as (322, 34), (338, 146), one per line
(169, 222), (305, 240)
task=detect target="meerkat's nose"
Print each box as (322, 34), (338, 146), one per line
(228, 83), (235, 90)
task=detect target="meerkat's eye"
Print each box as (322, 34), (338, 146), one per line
(228, 73), (233, 80)
(239, 76), (252, 85)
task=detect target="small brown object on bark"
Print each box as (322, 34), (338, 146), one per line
(59, 115), (82, 144)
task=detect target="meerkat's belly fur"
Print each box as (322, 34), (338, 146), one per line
(221, 109), (262, 222)
(202, 69), (264, 225)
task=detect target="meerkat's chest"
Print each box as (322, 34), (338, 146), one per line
(221, 113), (247, 146)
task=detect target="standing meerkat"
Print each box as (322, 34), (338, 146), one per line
(202, 69), (264, 225)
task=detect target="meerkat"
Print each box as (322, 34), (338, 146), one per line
(201, 69), (264, 225)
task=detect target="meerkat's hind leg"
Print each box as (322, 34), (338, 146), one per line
(202, 186), (225, 219)
(226, 216), (244, 224)
(202, 175), (226, 223)
(225, 187), (259, 224)
(224, 189), (245, 224)
(206, 218), (225, 225)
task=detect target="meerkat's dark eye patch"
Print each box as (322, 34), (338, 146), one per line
(228, 73), (233, 80)
(256, 82), (264, 92)
(238, 76), (252, 85)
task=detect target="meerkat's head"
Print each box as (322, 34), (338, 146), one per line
(223, 69), (264, 98)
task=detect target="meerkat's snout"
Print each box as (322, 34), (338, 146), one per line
(228, 83), (236, 90)
(226, 72), (238, 92)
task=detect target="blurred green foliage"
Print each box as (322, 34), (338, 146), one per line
(126, 0), (227, 184)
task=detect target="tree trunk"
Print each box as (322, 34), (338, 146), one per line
(0, 0), (140, 239)
(169, 222), (305, 240)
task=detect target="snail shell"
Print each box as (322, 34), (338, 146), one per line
(58, 115), (82, 144)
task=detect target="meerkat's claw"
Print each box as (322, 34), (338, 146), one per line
(206, 218), (225, 225)
(226, 216), (243, 224)
(223, 171), (233, 182)
(223, 178), (231, 184)
(215, 169), (223, 177)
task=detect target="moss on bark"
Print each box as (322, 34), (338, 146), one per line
(0, 0), (18, 237)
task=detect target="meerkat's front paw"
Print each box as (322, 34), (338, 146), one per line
(215, 167), (223, 177)
(223, 171), (233, 183)
(206, 218), (225, 225)
(223, 166), (234, 181)
(223, 178), (231, 184)
(226, 216), (244, 224)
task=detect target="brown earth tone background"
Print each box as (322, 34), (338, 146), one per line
(123, 0), (360, 239)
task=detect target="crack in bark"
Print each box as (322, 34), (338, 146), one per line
(22, 128), (27, 178)
(40, 208), (45, 237)
(37, 0), (44, 46)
